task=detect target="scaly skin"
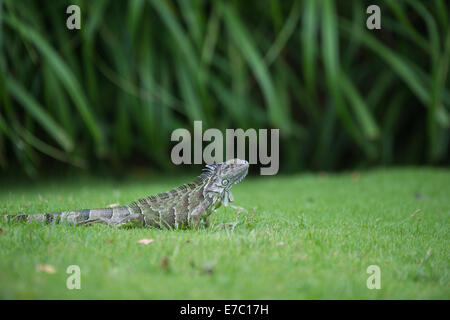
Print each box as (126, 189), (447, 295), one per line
(4, 159), (249, 229)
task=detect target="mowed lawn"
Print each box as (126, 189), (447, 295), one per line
(0, 168), (448, 299)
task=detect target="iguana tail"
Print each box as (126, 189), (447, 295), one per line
(3, 206), (141, 226)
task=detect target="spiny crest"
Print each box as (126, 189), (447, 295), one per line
(132, 163), (223, 208)
(136, 180), (202, 206)
(198, 163), (220, 181)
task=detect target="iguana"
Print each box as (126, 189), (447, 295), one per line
(3, 159), (249, 229)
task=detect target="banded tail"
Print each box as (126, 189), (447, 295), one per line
(3, 205), (144, 226)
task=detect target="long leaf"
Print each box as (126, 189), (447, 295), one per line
(340, 73), (380, 140)
(221, 3), (291, 133)
(4, 16), (103, 149)
(7, 77), (74, 152)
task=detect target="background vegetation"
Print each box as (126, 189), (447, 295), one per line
(0, 0), (449, 177)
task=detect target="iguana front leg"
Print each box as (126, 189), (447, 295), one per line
(223, 191), (247, 212)
(189, 198), (216, 229)
(200, 205), (218, 228)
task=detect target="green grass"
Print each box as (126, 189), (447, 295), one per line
(0, 167), (449, 299)
(1, 0), (449, 175)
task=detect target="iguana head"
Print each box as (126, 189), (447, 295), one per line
(201, 159), (249, 204)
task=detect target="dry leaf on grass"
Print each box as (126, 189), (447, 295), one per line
(107, 203), (120, 208)
(351, 171), (360, 182)
(161, 256), (169, 270)
(138, 238), (154, 245)
(36, 264), (56, 274)
(201, 261), (216, 275)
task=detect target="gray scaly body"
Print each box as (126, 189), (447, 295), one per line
(4, 159), (249, 229)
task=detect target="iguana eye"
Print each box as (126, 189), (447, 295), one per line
(222, 179), (229, 186)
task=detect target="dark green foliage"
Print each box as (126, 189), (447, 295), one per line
(0, 0), (448, 175)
